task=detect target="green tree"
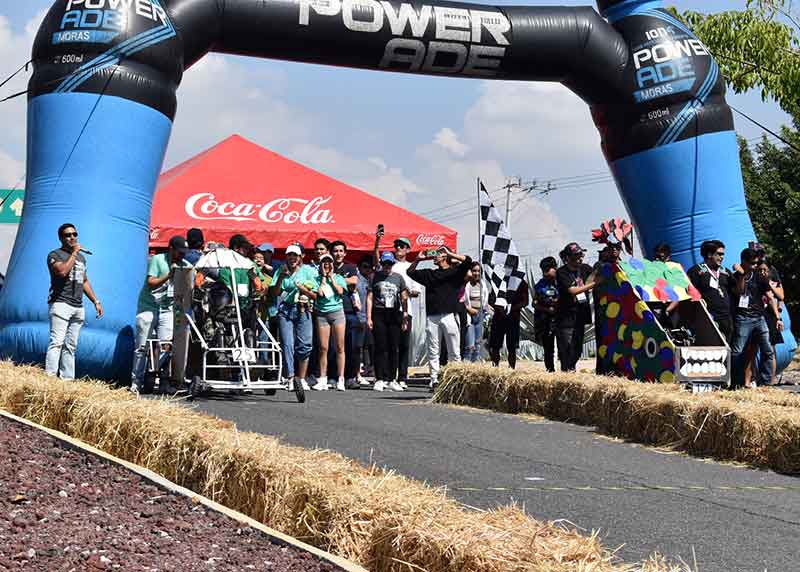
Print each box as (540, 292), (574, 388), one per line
(737, 114), (800, 330)
(677, 1), (800, 114)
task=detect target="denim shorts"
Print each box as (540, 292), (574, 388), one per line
(315, 308), (346, 327)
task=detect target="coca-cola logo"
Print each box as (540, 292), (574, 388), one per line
(185, 193), (334, 224)
(415, 234), (446, 247)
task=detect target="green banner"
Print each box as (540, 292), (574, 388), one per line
(0, 189), (24, 224)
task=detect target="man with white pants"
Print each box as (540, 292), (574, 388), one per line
(407, 246), (472, 391)
(46, 223), (103, 379)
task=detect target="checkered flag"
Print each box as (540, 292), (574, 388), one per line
(480, 182), (524, 307)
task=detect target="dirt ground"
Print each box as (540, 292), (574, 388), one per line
(0, 416), (340, 572)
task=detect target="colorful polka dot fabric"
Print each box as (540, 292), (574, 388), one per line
(595, 259), (690, 383)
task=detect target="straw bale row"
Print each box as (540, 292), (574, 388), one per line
(434, 364), (800, 475)
(0, 362), (688, 572)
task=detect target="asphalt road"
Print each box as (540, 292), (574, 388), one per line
(186, 384), (800, 572)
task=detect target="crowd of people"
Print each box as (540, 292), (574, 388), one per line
(43, 221), (791, 393)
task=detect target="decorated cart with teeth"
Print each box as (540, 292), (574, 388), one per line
(594, 258), (730, 391)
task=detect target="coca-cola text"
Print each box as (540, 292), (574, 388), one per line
(185, 193), (334, 224)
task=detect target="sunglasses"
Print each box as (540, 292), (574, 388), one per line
(714, 251), (725, 257)
(62, 232), (78, 238)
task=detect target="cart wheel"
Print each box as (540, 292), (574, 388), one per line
(142, 372), (156, 395)
(263, 389), (277, 396)
(294, 381), (306, 403)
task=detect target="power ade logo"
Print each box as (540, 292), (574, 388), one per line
(632, 27), (709, 103)
(53, 0), (169, 45)
(299, 0), (511, 77)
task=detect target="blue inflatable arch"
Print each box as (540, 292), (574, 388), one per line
(0, 0), (795, 379)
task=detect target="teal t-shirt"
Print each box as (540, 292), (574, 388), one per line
(278, 265), (318, 305)
(138, 253), (169, 313)
(313, 273), (348, 314)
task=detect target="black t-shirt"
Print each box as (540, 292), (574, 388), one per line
(47, 248), (87, 307)
(335, 262), (358, 314)
(407, 257), (472, 316)
(687, 264), (733, 320)
(555, 264), (593, 327)
(731, 271), (770, 319)
(370, 271), (408, 311)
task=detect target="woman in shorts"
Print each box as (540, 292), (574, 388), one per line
(298, 254), (349, 391)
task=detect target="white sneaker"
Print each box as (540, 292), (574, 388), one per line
(129, 383), (141, 397)
(312, 377), (329, 391)
(359, 376), (371, 387)
(336, 378), (346, 391)
(399, 381), (408, 390)
(300, 379), (311, 391)
(286, 379), (295, 391)
(388, 381), (404, 392)
(373, 380), (385, 392)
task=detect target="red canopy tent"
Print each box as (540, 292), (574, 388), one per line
(150, 135), (457, 254)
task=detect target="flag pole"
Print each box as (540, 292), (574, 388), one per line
(477, 177), (484, 361)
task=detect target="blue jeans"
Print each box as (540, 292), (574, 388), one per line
(277, 304), (313, 378)
(45, 302), (85, 380)
(731, 315), (773, 387)
(464, 313), (483, 362)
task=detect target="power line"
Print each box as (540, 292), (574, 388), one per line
(731, 105), (800, 153)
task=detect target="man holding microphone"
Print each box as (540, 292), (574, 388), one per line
(46, 223), (103, 379)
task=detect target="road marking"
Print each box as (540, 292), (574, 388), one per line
(450, 484), (800, 494)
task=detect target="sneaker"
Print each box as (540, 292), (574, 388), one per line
(336, 378), (346, 391)
(300, 379), (311, 391)
(312, 377), (329, 391)
(359, 376), (371, 387)
(399, 381), (408, 389)
(345, 378), (360, 390)
(373, 380), (386, 392)
(286, 379), (295, 391)
(388, 381), (404, 392)
(129, 383), (141, 397)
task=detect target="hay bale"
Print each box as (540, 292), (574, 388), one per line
(435, 364), (800, 475)
(0, 362), (690, 572)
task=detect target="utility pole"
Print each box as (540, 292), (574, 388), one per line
(504, 176), (521, 230)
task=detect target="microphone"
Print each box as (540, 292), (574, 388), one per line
(80, 248), (93, 256)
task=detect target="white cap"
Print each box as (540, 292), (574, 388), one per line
(286, 244), (303, 256)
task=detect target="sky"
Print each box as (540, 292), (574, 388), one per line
(0, 0), (792, 268)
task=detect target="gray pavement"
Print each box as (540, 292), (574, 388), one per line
(185, 384), (800, 572)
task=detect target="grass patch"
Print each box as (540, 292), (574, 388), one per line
(0, 362), (690, 572)
(434, 364), (800, 475)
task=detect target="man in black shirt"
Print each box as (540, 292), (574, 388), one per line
(687, 240), (734, 343)
(730, 248), (779, 388)
(554, 242), (601, 372)
(46, 223), (103, 379)
(408, 246), (471, 390)
(331, 240), (361, 388)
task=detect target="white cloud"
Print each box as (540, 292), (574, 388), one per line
(433, 127), (469, 156)
(0, 149), (24, 188)
(463, 81), (600, 163)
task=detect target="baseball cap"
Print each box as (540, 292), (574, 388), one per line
(286, 244), (303, 256)
(186, 228), (204, 249)
(564, 242), (586, 256)
(169, 235), (189, 253)
(319, 253), (334, 263)
(257, 242), (274, 253)
(394, 237), (412, 248)
(380, 252), (397, 264)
